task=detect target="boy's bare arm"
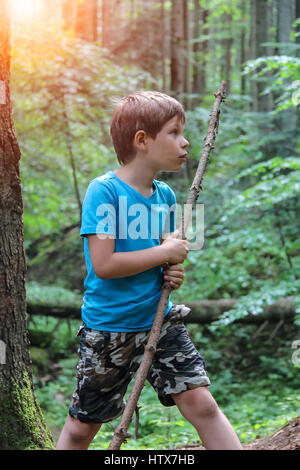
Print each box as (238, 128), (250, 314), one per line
(87, 234), (189, 279)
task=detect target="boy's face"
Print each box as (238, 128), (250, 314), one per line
(145, 115), (189, 172)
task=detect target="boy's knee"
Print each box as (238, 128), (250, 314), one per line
(66, 415), (101, 443)
(196, 393), (219, 419)
(173, 387), (219, 421)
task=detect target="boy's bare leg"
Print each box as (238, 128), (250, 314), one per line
(172, 387), (243, 450)
(56, 415), (102, 450)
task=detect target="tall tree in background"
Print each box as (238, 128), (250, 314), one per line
(192, 1), (209, 103)
(223, 11), (233, 95)
(200, 6), (209, 96)
(170, 0), (184, 96)
(62, 0), (78, 36)
(296, 0), (300, 56)
(275, 0), (297, 154)
(62, 0), (98, 42)
(75, 0), (98, 42)
(102, 0), (118, 49)
(277, 0), (292, 50)
(161, 0), (167, 91)
(183, 0), (190, 106)
(250, 0), (271, 112)
(240, 0), (247, 96)
(192, 0), (201, 99)
(0, 0), (53, 450)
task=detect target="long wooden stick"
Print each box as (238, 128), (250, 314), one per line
(109, 81), (227, 450)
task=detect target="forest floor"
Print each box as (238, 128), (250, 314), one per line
(178, 416), (300, 450)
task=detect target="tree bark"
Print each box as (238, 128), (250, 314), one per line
(183, 0), (190, 109)
(192, 0), (201, 100)
(102, 0), (116, 49)
(277, 0), (292, 49)
(275, 0), (297, 155)
(75, 0), (98, 42)
(296, 0), (300, 56)
(161, 0), (167, 92)
(224, 12), (233, 95)
(170, 0), (184, 96)
(255, 0), (271, 112)
(0, 0), (53, 450)
(62, 0), (78, 34)
(250, 0), (258, 111)
(184, 297), (296, 324)
(200, 7), (209, 96)
(240, 0), (247, 96)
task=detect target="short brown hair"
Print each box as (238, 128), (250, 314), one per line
(110, 91), (185, 165)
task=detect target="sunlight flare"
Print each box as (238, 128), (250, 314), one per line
(9, 0), (44, 22)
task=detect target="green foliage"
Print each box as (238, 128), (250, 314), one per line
(243, 55), (300, 111)
(26, 281), (81, 308)
(171, 53), (300, 325)
(28, 315), (79, 361)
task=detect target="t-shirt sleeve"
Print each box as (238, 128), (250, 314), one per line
(80, 179), (117, 238)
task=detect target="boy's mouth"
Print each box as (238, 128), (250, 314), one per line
(178, 153), (188, 160)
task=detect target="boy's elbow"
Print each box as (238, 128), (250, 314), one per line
(92, 261), (113, 280)
(90, 251), (116, 279)
(94, 267), (111, 280)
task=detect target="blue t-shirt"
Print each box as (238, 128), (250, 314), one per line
(80, 170), (177, 332)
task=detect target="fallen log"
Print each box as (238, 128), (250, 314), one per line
(184, 296), (296, 324)
(26, 296), (296, 324)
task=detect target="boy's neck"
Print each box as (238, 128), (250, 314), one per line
(114, 159), (157, 196)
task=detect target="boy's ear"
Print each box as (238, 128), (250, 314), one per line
(134, 130), (148, 152)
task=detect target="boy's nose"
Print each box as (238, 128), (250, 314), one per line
(182, 137), (190, 148)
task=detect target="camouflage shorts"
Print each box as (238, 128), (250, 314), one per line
(69, 305), (210, 423)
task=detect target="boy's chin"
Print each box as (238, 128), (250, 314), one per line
(161, 164), (182, 173)
(160, 168), (180, 173)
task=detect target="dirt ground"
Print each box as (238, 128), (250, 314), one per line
(178, 416), (300, 450)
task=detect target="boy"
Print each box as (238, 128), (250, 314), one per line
(56, 91), (242, 450)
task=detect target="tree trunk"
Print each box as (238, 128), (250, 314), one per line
(277, 0), (292, 49)
(295, 0), (300, 129)
(170, 0), (184, 97)
(250, 0), (271, 111)
(192, 0), (201, 100)
(0, 0), (53, 450)
(161, 0), (167, 92)
(240, 0), (247, 96)
(296, 0), (300, 56)
(200, 7), (209, 97)
(62, 0), (78, 34)
(102, 0), (115, 49)
(184, 297), (296, 324)
(255, 0), (271, 112)
(250, 0), (258, 110)
(224, 12), (233, 95)
(75, 0), (98, 42)
(183, 0), (190, 109)
(192, 2), (208, 104)
(275, 0), (297, 155)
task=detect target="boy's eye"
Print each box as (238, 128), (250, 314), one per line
(171, 129), (178, 134)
